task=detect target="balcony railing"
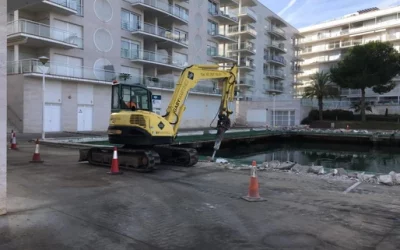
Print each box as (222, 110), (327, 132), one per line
(121, 49), (188, 68)
(239, 60), (255, 69)
(126, 0), (189, 22)
(7, 19), (83, 48)
(265, 55), (287, 66)
(228, 24), (257, 36)
(122, 21), (188, 46)
(266, 84), (284, 92)
(267, 26), (286, 38)
(265, 70), (285, 78)
(48, 0), (79, 11)
(239, 77), (255, 86)
(268, 41), (286, 52)
(234, 7), (257, 21)
(209, 9), (238, 22)
(227, 42), (255, 52)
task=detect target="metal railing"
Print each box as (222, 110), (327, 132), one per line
(121, 49), (188, 68)
(7, 19), (83, 48)
(122, 21), (188, 45)
(268, 41), (286, 51)
(209, 9), (238, 22)
(239, 60), (255, 68)
(126, 0), (189, 21)
(207, 47), (231, 58)
(265, 55), (287, 65)
(227, 42), (255, 52)
(268, 26), (286, 37)
(228, 24), (257, 36)
(265, 70), (285, 78)
(48, 0), (79, 11)
(236, 7), (257, 20)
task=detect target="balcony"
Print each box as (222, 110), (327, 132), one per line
(293, 80), (303, 86)
(264, 83), (284, 93)
(122, 49), (188, 71)
(228, 24), (257, 40)
(219, 0), (239, 7)
(267, 41), (287, 54)
(238, 59), (255, 72)
(126, 0), (189, 24)
(267, 26), (286, 40)
(20, 0), (79, 15)
(265, 55), (287, 66)
(265, 70), (285, 80)
(238, 77), (255, 87)
(292, 55), (304, 62)
(124, 22), (188, 49)
(227, 42), (256, 56)
(292, 65), (304, 74)
(207, 48), (237, 63)
(234, 7), (257, 23)
(208, 30), (237, 43)
(209, 9), (238, 25)
(7, 19), (83, 49)
(267, 16), (287, 28)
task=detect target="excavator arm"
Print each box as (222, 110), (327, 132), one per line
(163, 64), (238, 135)
(162, 64), (238, 161)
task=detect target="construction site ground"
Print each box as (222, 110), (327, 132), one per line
(1, 141), (400, 250)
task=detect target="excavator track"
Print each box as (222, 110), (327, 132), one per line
(81, 147), (156, 172)
(153, 145), (199, 167)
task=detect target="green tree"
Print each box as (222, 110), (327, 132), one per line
(330, 41), (400, 122)
(302, 71), (340, 120)
(350, 101), (373, 113)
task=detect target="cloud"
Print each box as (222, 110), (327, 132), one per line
(278, 0), (297, 15)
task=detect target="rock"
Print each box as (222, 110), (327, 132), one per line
(377, 174), (394, 186)
(347, 172), (358, 179)
(389, 171), (400, 185)
(331, 169), (338, 175)
(274, 161), (295, 170)
(269, 160), (280, 169)
(357, 173), (376, 183)
(291, 164), (310, 174)
(216, 158), (228, 164)
(261, 161), (269, 169)
(308, 165), (325, 175)
(337, 168), (348, 176)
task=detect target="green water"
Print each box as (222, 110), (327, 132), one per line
(200, 142), (400, 174)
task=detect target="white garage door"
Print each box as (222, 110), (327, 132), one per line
(272, 110), (295, 126)
(77, 105), (93, 131)
(44, 104), (61, 132)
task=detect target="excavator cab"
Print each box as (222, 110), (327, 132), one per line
(111, 83), (153, 113)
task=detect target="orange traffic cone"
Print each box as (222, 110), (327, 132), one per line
(10, 132), (18, 150)
(242, 161), (266, 202)
(108, 147), (123, 175)
(30, 139), (44, 163)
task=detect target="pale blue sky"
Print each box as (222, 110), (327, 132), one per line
(260, 0), (400, 28)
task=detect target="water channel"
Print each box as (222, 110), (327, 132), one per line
(199, 142), (400, 174)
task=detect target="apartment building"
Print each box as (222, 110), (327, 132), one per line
(298, 6), (400, 108)
(6, 0), (301, 133)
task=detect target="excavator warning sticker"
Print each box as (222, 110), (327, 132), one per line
(158, 122), (165, 130)
(188, 71), (194, 80)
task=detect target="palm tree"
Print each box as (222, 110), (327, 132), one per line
(302, 71), (340, 120)
(351, 101), (373, 113)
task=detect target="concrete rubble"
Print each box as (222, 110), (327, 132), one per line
(212, 159), (400, 187)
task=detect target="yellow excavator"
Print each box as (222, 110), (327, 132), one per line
(79, 64), (238, 172)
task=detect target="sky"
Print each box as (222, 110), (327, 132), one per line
(261, 0), (400, 29)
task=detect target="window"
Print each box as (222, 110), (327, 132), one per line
(207, 41), (218, 56)
(174, 28), (188, 42)
(208, 20), (218, 35)
(52, 19), (83, 48)
(121, 39), (140, 59)
(51, 54), (83, 78)
(208, 0), (218, 14)
(272, 111), (295, 126)
(175, 4), (188, 20)
(121, 9), (140, 31)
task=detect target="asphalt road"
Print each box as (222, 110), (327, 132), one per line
(1, 142), (400, 249)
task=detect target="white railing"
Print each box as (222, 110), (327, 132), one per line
(228, 24), (257, 36)
(127, 0), (189, 21)
(121, 49), (188, 68)
(300, 39), (363, 55)
(7, 19), (83, 48)
(122, 21), (188, 45)
(207, 47), (231, 58)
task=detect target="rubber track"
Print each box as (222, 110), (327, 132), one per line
(153, 145), (199, 167)
(86, 147), (156, 172)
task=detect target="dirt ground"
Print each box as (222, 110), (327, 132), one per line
(1, 142), (400, 250)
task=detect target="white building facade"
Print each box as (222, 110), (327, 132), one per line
(298, 6), (400, 110)
(6, 0), (302, 133)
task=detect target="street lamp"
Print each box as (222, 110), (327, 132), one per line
(39, 56), (49, 140)
(272, 93), (276, 127)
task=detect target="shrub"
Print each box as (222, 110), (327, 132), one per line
(307, 109), (354, 121)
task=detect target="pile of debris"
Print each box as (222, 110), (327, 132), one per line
(216, 159), (400, 186)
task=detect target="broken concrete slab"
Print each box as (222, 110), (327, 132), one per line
(377, 174), (394, 186)
(308, 165), (325, 175)
(291, 164), (310, 174)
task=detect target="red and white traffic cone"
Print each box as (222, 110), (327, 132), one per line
(30, 139), (44, 163)
(108, 147), (123, 175)
(242, 160), (266, 202)
(10, 132), (18, 150)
